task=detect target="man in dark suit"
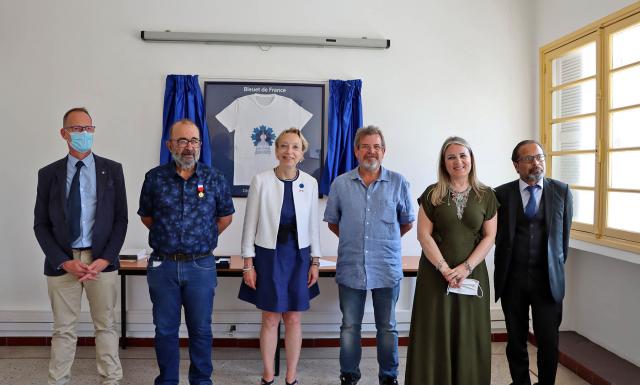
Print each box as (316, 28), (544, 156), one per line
(494, 140), (573, 385)
(34, 107), (127, 385)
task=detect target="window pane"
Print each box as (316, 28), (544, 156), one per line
(610, 65), (640, 109)
(609, 150), (640, 189)
(572, 189), (594, 225)
(607, 191), (640, 233)
(551, 154), (595, 186)
(552, 79), (596, 118)
(551, 117), (595, 151)
(552, 42), (596, 86)
(611, 22), (640, 69)
(611, 108), (640, 148)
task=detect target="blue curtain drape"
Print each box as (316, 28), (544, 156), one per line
(319, 79), (362, 195)
(160, 74), (212, 166)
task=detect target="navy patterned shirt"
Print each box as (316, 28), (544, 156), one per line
(138, 162), (235, 255)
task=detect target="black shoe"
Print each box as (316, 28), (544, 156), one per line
(340, 373), (359, 385)
(380, 376), (398, 385)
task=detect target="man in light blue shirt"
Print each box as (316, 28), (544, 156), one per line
(34, 107), (127, 384)
(324, 126), (415, 385)
(66, 153), (97, 249)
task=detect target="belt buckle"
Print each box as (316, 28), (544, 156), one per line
(173, 253), (187, 261)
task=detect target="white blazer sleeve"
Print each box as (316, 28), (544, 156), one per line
(241, 175), (260, 257)
(309, 178), (322, 257)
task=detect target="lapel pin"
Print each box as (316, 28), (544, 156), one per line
(197, 184), (205, 198)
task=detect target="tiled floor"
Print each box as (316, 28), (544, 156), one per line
(0, 342), (588, 384)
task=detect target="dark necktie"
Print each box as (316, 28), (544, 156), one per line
(67, 161), (84, 242)
(524, 184), (540, 219)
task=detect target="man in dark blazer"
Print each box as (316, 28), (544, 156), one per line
(34, 107), (127, 385)
(494, 139), (573, 385)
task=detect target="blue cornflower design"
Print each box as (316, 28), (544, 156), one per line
(251, 125), (276, 146)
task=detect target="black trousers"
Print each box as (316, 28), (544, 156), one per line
(501, 274), (563, 385)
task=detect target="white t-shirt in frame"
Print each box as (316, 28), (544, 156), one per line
(215, 93), (313, 185)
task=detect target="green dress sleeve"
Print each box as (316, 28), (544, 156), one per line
(418, 184), (437, 222)
(483, 188), (499, 220)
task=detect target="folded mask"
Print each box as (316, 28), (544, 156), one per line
(446, 278), (483, 297)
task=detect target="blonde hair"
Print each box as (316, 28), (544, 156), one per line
(275, 128), (309, 153)
(429, 136), (488, 206)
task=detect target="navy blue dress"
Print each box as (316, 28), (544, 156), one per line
(238, 179), (320, 312)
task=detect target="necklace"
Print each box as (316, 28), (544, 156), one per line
(449, 185), (471, 220)
(274, 167), (299, 181)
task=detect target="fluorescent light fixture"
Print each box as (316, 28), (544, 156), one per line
(140, 31), (390, 49)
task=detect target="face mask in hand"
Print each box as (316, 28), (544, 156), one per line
(446, 278), (483, 298)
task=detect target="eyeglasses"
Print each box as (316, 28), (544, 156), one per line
(65, 125), (96, 133)
(172, 138), (201, 147)
(358, 144), (384, 152)
(518, 154), (546, 163)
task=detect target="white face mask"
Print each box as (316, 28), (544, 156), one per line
(446, 278), (483, 298)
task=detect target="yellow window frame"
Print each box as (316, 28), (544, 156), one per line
(540, 2), (640, 253)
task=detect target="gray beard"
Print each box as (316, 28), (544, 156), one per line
(361, 159), (380, 171)
(526, 172), (544, 182)
(172, 151), (199, 170)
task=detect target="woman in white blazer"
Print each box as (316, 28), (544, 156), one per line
(238, 128), (321, 385)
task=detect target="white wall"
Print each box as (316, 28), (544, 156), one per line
(1, 0), (532, 337)
(534, 0), (638, 47)
(564, 249), (640, 366)
(535, 0), (640, 367)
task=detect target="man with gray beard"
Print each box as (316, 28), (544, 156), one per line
(494, 140), (573, 385)
(324, 126), (415, 385)
(138, 119), (234, 385)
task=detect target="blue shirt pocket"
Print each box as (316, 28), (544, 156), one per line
(380, 201), (397, 224)
(378, 201), (399, 240)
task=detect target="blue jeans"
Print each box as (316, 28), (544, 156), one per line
(338, 283), (400, 382)
(147, 255), (217, 385)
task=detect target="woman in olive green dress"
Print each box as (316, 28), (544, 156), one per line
(405, 136), (498, 385)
